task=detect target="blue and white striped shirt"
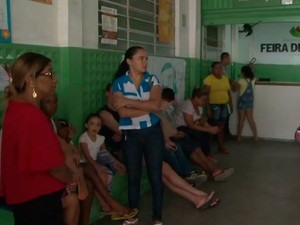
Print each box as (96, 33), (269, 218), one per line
(113, 71), (161, 130)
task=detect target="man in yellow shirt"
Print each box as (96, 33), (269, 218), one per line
(204, 62), (232, 154)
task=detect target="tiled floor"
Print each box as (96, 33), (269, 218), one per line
(94, 140), (300, 225)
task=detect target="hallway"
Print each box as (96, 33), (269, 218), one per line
(98, 140), (300, 225)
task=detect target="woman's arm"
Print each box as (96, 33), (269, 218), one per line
(183, 112), (213, 133)
(117, 107), (148, 118)
(50, 164), (73, 184)
(99, 110), (121, 134)
(114, 86), (162, 113)
(80, 143), (96, 166)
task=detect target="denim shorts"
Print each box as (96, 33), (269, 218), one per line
(209, 104), (229, 122)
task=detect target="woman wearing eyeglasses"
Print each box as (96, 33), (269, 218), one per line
(0, 52), (74, 225)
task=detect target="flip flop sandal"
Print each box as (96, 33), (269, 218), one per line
(101, 211), (119, 216)
(199, 197), (220, 210)
(111, 208), (138, 221)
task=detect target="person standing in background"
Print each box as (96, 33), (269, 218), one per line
(1, 52), (74, 225)
(236, 66), (258, 141)
(220, 52), (234, 139)
(204, 62), (232, 154)
(113, 46), (165, 225)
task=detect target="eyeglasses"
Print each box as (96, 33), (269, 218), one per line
(36, 71), (56, 79)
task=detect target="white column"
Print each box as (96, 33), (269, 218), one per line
(175, 0), (201, 58)
(57, 0), (83, 47)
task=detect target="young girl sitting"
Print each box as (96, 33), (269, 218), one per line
(236, 65), (258, 141)
(79, 114), (126, 191)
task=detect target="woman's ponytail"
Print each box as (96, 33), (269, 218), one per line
(113, 46), (145, 81)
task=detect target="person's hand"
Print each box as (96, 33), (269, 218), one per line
(165, 140), (177, 151)
(160, 101), (169, 111)
(115, 163), (126, 175)
(209, 126), (219, 134)
(174, 131), (185, 138)
(112, 132), (122, 142)
(113, 95), (129, 109)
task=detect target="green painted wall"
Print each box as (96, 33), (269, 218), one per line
(0, 43), (201, 135)
(202, 0), (300, 25)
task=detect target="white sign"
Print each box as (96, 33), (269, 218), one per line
(147, 56), (186, 101)
(101, 6), (118, 45)
(252, 23), (300, 65)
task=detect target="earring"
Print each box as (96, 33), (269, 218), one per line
(32, 87), (37, 99)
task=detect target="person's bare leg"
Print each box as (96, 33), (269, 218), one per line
(80, 179), (94, 225)
(82, 164), (129, 214)
(190, 149), (216, 172)
(190, 149), (224, 177)
(163, 163), (207, 197)
(237, 110), (246, 141)
(216, 122), (229, 154)
(94, 191), (111, 213)
(62, 193), (80, 225)
(246, 109), (258, 141)
(94, 163), (108, 186)
(162, 163), (215, 208)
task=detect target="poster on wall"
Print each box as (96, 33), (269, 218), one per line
(158, 0), (173, 43)
(31, 0), (52, 4)
(147, 56), (186, 101)
(252, 23), (300, 65)
(101, 6), (118, 45)
(0, 0), (11, 43)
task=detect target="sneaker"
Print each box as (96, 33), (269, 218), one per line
(122, 218), (138, 225)
(185, 171), (207, 184)
(153, 221), (163, 225)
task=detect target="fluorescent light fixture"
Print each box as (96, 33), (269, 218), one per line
(281, 0), (293, 5)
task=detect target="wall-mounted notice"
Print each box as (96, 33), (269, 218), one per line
(158, 0), (173, 43)
(253, 23), (300, 65)
(0, 0), (11, 43)
(147, 56), (186, 101)
(101, 6), (118, 45)
(31, 0), (52, 4)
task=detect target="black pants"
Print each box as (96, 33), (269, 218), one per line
(11, 190), (65, 225)
(177, 126), (212, 156)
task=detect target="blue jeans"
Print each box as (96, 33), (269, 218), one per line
(164, 144), (193, 178)
(123, 123), (164, 221)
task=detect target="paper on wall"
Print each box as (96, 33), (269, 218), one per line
(101, 6), (118, 45)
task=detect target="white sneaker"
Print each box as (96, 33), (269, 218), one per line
(122, 218), (138, 225)
(185, 171), (207, 184)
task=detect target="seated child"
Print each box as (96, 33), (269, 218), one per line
(79, 114), (126, 192)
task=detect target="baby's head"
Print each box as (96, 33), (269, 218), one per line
(40, 93), (58, 118)
(84, 113), (102, 135)
(162, 88), (175, 103)
(56, 119), (74, 143)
